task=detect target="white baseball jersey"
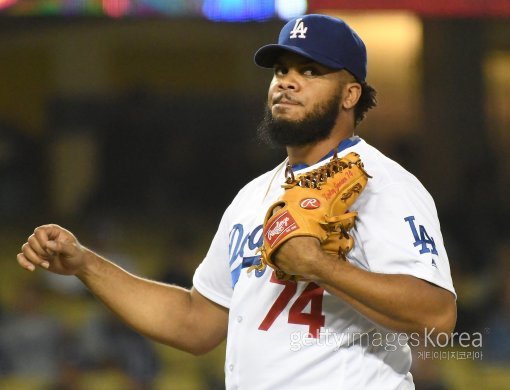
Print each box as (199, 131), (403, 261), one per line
(193, 137), (456, 390)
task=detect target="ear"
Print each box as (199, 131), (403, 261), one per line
(342, 83), (362, 110)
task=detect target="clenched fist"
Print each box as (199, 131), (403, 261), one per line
(17, 224), (88, 276)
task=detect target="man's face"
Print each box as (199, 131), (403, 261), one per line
(257, 52), (347, 147)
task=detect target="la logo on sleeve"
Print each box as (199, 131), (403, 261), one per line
(404, 216), (438, 255)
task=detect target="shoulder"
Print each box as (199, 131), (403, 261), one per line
(227, 160), (287, 210)
(354, 139), (426, 193)
(351, 139), (437, 211)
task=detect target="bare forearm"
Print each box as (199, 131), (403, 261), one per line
(312, 255), (457, 335)
(18, 224), (228, 355)
(76, 249), (226, 354)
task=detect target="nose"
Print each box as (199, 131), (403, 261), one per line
(276, 70), (300, 91)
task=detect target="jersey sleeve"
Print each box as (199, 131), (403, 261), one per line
(353, 181), (456, 297)
(192, 208), (233, 309)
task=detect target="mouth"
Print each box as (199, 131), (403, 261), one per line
(274, 101), (299, 107)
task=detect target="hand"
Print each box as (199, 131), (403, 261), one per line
(17, 224), (87, 275)
(272, 236), (324, 279)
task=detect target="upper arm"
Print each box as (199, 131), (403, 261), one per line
(187, 287), (229, 355)
(353, 182), (456, 297)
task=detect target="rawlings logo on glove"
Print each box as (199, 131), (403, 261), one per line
(250, 151), (371, 281)
(265, 212), (298, 246)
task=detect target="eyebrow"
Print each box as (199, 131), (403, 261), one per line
(273, 59), (338, 76)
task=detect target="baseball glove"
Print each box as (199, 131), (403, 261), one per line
(252, 151), (371, 281)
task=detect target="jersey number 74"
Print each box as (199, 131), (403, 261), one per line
(258, 272), (325, 338)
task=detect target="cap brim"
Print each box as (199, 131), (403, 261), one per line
(254, 44), (342, 70)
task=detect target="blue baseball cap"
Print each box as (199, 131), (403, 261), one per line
(254, 14), (367, 82)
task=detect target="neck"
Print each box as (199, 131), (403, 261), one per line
(286, 127), (354, 166)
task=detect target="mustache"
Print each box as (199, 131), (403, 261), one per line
(272, 93), (301, 105)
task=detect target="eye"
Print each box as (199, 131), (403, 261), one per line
(302, 66), (319, 76)
(274, 65), (287, 76)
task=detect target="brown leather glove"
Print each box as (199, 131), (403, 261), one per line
(256, 151), (371, 281)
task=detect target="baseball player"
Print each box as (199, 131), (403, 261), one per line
(18, 14), (456, 389)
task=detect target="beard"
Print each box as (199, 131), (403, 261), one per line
(257, 91), (341, 148)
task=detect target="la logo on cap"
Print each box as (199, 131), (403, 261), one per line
(289, 18), (307, 39)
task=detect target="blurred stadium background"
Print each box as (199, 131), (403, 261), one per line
(0, 0), (509, 389)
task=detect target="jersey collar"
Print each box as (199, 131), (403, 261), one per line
(291, 136), (361, 171)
